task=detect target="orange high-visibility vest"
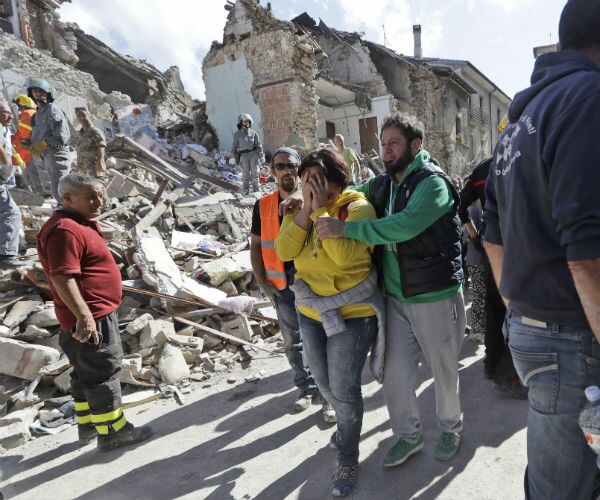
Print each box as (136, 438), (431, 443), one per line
(259, 191), (287, 290)
(12, 109), (35, 164)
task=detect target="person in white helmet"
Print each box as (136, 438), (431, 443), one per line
(231, 113), (263, 194)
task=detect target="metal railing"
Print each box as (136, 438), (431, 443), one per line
(469, 103), (491, 127)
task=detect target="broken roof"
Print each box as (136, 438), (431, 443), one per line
(413, 57), (512, 102)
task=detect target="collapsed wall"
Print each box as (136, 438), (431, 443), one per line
(203, 0), (320, 153)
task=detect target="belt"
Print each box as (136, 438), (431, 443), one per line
(520, 316), (548, 328)
(239, 147), (257, 154)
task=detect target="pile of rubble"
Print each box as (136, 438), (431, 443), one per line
(0, 135), (283, 452)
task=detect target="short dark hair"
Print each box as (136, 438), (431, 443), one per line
(380, 112), (425, 143)
(298, 148), (348, 189)
(559, 0), (600, 51)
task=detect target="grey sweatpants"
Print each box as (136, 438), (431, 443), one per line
(383, 292), (466, 442)
(0, 187), (21, 256)
(240, 151), (260, 193)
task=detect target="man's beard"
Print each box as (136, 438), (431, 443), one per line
(280, 176), (296, 193)
(385, 148), (414, 178)
(33, 97), (48, 105)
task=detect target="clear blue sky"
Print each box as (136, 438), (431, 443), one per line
(60, 0), (567, 101)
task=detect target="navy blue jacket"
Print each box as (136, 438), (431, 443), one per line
(484, 51), (600, 328)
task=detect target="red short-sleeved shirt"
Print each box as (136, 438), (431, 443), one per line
(36, 210), (122, 330)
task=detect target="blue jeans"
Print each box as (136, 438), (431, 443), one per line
(0, 188), (21, 256)
(273, 286), (316, 394)
(299, 313), (377, 465)
(507, 310), (600, 500)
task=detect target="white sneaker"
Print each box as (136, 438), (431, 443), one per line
(293, 392), (313, 412)
(322, 402), (337, 424)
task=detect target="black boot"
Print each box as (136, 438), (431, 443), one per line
(78, 423), (97, 445)
(97, 423), (154, 452)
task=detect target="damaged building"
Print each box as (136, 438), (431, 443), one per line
(203, 0), (511, 177)
(0, 0), (218, 149)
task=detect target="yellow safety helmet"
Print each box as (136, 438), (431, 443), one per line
(498, 114), (508, 133)
(12, 94), (36, 109)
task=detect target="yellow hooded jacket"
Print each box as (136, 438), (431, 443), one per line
(275, 189), (377, 321)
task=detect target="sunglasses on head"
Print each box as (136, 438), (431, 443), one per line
(273, 162), (298, 171)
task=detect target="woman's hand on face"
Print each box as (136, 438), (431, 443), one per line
(309, 173), (331, 211)
(300, 170), (313, 213)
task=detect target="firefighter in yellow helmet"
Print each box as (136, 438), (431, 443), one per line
(11, 94), (36, 169)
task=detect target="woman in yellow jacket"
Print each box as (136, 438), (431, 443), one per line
(275, 148), (384, 497)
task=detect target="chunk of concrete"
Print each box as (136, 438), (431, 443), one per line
(125, 313), (154, 335)
(221, 315), (253, 342)
(139, 319), (176, 348)
(18, 325), (52, 341)
(3, 300), (43, 329)
(0, 421), (30, 449)
(0, 406), (39, 450)
(106, 170), (141, 199)
(0, 338), (60, 380)
(0, 325), (13, 337)
(200, 333), (222, 350)
(157, 343), (190, 385)
(25, 308), (59, 328)
(53, 367), (73, 393)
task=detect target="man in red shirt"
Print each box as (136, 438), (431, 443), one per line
(37, 173), (153, 451)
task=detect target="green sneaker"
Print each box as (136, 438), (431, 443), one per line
(383, 435), (424, 467)
(435, 432), (461, 461)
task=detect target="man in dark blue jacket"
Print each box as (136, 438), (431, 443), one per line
(484, 1), (600, 498)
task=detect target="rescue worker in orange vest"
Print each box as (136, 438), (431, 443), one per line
(250, 147), (335, 423)
(11, 94), (44, 193)
(11, 94), (35, 167)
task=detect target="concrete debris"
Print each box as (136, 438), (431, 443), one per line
(0, 147), (277, 445)
(0, 338), (61, 381)
(125, 313), (154, 335)
(158, 343), (191, 385)
(3, 299), (43, 329)
(139, 319), (177, 349)
(0, 39), (282, 448)
(0, 406), (40, 450)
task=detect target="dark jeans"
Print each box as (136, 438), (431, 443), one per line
(507, 310), (600, 499)
(299, 313), (377, 465)
(59, 311), (122, 413)
(273, 286), (316, 394)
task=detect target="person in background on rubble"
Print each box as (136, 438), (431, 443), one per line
(36, 173), (153, 451)
(10, 94), (37, 189)
(333, 134), (360, 185)
(250, 146), (334, 422)
(464, 200), (485, 343)
(458, 153), (525, 397)
(232, 113), (263, 195)
(275, 148), (384, 497)
(0, 101), (23, 268)
(74, 107), (106, 179)
(26, 77), (72, 203)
